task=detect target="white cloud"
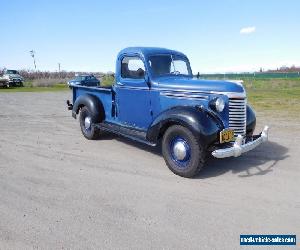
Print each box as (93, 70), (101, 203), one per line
(240, 26), (256, 35)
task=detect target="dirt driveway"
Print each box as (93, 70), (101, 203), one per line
(0, 92), (299, 249)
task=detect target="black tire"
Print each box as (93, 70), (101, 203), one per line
(79, 106), (100, 140)
(162, 125), (205, 178)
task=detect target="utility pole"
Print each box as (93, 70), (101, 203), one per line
(29, 50), (37, 70)
(58, 63), (61, 78)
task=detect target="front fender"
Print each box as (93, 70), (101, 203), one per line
(72, 94), (104, 122)
(146, 106), (224, 147)
(246, 105), (256, 136)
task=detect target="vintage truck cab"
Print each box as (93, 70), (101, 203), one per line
(67, 47), (269, 177)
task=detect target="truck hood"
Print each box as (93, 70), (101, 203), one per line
(154, 76), (245, 93)
(69, 79), (81, 83)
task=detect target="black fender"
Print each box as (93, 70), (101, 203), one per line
(146, 106), (224, 147)
(246, 105), (256, 136)
(72, 94), (105, 123)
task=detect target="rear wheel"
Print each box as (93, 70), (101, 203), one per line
(79, 106), (100, 140)
(162, 125), (205, 178)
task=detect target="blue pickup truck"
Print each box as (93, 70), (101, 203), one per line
(67, 47), (269, 177)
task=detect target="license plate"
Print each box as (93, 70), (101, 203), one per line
(220, 129), (234, 143)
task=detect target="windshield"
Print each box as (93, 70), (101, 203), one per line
(148, 54), (192, 77)
(75, 76), (86, 81)
(6, 70), (18, 74)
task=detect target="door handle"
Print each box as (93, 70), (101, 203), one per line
(116, 82), (124, 86)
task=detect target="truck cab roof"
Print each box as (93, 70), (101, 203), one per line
(5, 69), (20, 74)
(117, 47), (187, 59)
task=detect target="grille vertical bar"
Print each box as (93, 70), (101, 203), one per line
(228, 98), (246, 137)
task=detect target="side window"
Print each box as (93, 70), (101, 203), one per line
(172, 60), (189, 75)
(121, 57), (145, 79)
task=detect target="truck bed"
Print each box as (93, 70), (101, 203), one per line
(72, 85), (114, 122)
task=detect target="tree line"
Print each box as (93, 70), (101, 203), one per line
(0, 68), (115, 80)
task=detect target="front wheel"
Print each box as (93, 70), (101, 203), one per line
(162, 125), (205, 178)
(79, 106), (100, 140)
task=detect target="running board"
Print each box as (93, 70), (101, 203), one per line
(94, 122), (156, 146)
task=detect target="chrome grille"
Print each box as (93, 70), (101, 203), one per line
(228, 98), (246, 137)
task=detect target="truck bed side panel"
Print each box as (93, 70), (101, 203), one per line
(73, 86), (113, 122)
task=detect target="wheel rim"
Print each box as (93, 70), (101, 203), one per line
(84, 116), (92, 130)
(170, 137), (191, 167)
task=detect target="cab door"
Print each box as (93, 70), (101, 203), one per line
(115, 56), (152, 129)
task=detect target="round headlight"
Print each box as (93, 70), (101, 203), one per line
(215, 97), (225, 112)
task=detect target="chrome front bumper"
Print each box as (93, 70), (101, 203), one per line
(212, 126), (269, 158)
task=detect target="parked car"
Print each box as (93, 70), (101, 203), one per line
(67, 74), (100, 88)
(0, 69), (24, 87)
(66, 47), (269, 178)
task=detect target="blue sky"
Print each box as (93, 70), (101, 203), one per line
(1, 0), (299, 73)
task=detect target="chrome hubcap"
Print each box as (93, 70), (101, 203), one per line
(173, 141), (188, 161)
(84, 117), (91, 130)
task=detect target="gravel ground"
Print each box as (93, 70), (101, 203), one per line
(0, 91), (299, 250)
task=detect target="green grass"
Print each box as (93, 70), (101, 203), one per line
(101, 75), (114, 87)
(0, 83), (69, 92)
(243, 78), (300, 115)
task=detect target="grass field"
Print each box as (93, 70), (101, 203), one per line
(243, 78), (300, 116)
(0, 83), (68, 92)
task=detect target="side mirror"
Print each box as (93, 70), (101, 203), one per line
(137, 68), (145, 78)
